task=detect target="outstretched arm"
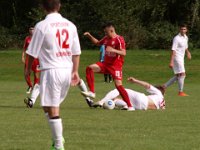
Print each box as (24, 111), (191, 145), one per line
(84, 32), (100, 46)
(128, 77), (150, 89)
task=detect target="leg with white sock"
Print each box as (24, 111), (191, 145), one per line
(93, 89), (119, 108)
(178, 74), (185, 92)
(164, 76), (178, 88)
(78, 79), (94, 107)
(30, 83), (40, 104)
(177, 73), (188, 96)
(99, 89), (119, 105)
(78, 79), (88, 92)
(44, 107), (64, 150)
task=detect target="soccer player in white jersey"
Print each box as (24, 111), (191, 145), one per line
(163, 24), (192, 96)
(25, 0), (81, 149)
(93, 77), (166, 110)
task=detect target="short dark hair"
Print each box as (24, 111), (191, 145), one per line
(42, 0), (60, 12)
(179, 23), (188, 28)
(102, 22), (115, 29)
(155, 85), (166, 96)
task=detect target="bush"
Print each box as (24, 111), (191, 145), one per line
(0, 26), (24, 50)
(145, 22), (178, 49)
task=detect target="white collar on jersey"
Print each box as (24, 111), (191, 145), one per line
(45, 12), (62, 19)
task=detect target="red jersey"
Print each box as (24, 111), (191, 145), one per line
(23, 36), (32, 51)
(99, 35), (126, 68)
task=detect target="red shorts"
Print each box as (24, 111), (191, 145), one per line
(25, 56), (40, 73)
(96, 62), (122, 80)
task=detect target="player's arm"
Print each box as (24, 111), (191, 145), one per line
(71, 27), (81, 86)
(22, 38), (28, 63)
(25, 55), (34, 79)
(106, 46), (126, 56)
(84, 32), (100, 46)
(128, 77), (150, 89)
(186, 48), (192, 60)
(169, 50), (175, 68)
(71, 55), (80, 86)
(170, 37), (178, 68)
(22, 50), (26, 63)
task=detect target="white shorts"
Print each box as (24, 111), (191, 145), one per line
(126, 89), (149, 110)
(173, 60), (185, 74)
(40, 68), (72, 107)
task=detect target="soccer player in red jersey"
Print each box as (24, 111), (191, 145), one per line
(22, 27), (40, 94)
(83, 23), (134, 111)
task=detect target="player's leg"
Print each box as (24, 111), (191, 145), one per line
(24, 83), (40, 108)
(43, 107), (64, 150)
(40, 69), (71, 150)
(83, 63), (102, 98)
(24, 56), (33, 93)
(104, 74), (108, 82)
(108, 74), (112, 83)
(93, 89), (119, 107)
(78, 79), (93, 107)
(163, 76), (178, 88)
(114, 79), (134, 111)
(31, 72), (40, 104)
(114, 99), (127, 109)
(177, 73), (188, 96)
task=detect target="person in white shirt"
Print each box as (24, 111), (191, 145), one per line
(93, 77), (166, 110)
(163, 24), (191, 96)
(25, 0), (81, 149)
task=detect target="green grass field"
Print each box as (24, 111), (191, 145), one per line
(0, 50), (200, 150)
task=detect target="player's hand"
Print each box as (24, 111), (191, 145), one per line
(83, 32), (91, 37)
(127, 77), (137, 83)
(22, 57), (25, 64)
(187, 52), (192, 60)
(71, 72), (80, 86)
(169, 62), (173, 68)
(106, 46), (115, 53)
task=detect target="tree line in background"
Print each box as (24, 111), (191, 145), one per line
(0, 0), (200, 50)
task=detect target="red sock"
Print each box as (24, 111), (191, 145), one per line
(116, 85), (132, 107)
(86, 67), (95, 93)
(26, 74), (32, 87)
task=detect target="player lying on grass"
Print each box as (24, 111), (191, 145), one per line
(24, 79), (93, 108)
(22, 27), (40, 94)
(163, 24), (191, 96)
(93, 77), (166, 110)
(83, 23), (134, 111)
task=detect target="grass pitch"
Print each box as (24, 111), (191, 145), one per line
(0, 50), (200, 150)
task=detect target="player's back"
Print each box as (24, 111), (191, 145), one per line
(33, 13), (81, 70)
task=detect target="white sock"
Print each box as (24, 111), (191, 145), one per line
(99, 89), (119, 105)
(49, 118), (63, 149)
(178, 76), (185, 92)
(78, 79), (88, 92)
(164, 76), (177, 88)
(114, 99), (127, 108)
(30, 84), (40, 104)
(79, 79), (93, 102)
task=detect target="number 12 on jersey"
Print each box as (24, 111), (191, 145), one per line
(56, 29), (69, 49)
